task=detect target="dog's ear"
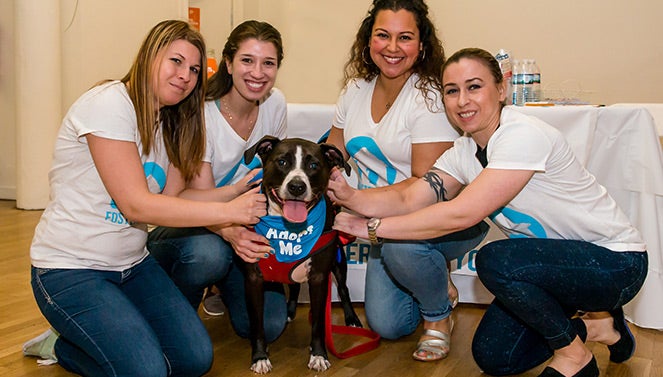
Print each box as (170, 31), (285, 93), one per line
(244, 135), (281, 164)
(320, 143), (351, 176)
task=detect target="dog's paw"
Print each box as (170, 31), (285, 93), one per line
(345, 315), (363, 328)
(307, 355), (331, 371)
(250, 358), (273, 374)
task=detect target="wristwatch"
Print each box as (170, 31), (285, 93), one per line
(367, 217), (383, 245)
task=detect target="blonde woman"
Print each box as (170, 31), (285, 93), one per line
(22, 20), (266, 376)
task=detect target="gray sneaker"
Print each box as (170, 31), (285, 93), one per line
(203, 293), (225, 316)
(23, 328), (59, 365)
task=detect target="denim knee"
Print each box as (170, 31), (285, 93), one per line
(183, 235), (232, 282)
(475, 242), (507, 288)
(175, 341), (213, 377)
(365, 311), (414, 340)
(152, 233), (232, 287)
(108, 347), (169, 377)
(472, 346), (513, 376)
(472, 341), (504, 376)
(365, 293), (418, 340)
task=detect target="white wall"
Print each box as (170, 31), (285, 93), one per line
(60, 0), (188, 111)
(436, 1), (663, 106)
(188, 0), (233, 65)
(2, 0), (187, 205)
(234, 0), (663, 105)
(3, 0), (663, 204)
(0, 1), (17, 200)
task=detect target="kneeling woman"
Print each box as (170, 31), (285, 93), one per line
(327, 47), (647, 377)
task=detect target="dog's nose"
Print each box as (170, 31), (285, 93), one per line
(287, 179), (307, 196)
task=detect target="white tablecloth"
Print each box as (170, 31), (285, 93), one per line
(286, 103), (663, 330)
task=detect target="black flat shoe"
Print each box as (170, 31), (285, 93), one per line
(608, 306), (635, 363)
(538, 356), (598, 377)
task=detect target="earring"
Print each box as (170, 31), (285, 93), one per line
(419, 49), (426, 62)
(362, 47), (372, 65)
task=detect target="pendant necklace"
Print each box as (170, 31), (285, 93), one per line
(220, 96), (256, 137)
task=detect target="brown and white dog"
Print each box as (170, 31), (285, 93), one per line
(242, 136), (361, 374)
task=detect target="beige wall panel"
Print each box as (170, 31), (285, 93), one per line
(3, 0), (662, 203)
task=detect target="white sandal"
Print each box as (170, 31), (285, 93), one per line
(412, 328), (451, 362)
(448, 274), (459, 308)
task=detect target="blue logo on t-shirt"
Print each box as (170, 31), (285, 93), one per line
(489, 207), (547, 238)
(107, 161), (166, 224)
(143, 162), (167, 191)
(217, 156), (262, 187)
(346, 136), (397, 188)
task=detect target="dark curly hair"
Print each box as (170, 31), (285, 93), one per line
(343, 0), (445, 111)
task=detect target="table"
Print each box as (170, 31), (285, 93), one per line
(286, 103), (663, 330)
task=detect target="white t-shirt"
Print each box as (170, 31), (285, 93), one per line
(203, 88), (287, 186)
(31, 81), (170, 270)
(436, 107), (645, 252)
(333, 74), (459, 189)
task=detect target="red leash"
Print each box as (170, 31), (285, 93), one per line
(323, 276), (381, 358)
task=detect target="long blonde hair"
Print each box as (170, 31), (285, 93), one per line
(120, 19), (207, 182)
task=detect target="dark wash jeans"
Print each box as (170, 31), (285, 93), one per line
(31, 256), (213, 377)
(147, 226), (288, 343)
(472, 238), (647, 376)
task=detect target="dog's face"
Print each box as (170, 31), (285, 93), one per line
(245, 136), (348, 223)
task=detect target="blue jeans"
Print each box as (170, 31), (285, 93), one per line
(147, 226), (288, 342)
(364, 221), (489, 339)
(472, 238), (648, 376)
(31, 257), (213, 377)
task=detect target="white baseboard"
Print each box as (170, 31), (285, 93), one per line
(0, 185), (16, 200)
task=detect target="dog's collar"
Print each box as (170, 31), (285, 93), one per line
(257, 229), (338, 284)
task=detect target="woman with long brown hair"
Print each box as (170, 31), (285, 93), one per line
(22, 20), (266, 376)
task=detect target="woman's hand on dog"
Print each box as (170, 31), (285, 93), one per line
(233, 168), (263, 196)
(226, 186), (267, 226)
(220, 225), (273, 263)
(333, 212), (369, 240)
(327, 167), (355, 206)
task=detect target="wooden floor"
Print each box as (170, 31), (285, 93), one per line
(1, 199), (661, 377)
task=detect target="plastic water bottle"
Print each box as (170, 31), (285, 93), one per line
(511, 60), (524, 105)
(530, 59), (542, 102)
(521, 60), (534, 103)
(495, 49), (513, 105)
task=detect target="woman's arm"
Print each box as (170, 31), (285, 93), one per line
(333, 168), (534, 240)
(164, 161), (271, 262)
(328, 167), (464, 218)
(411, 141), (453, 178)
(326, 126), (350, 161)
(170, 163), (261, 202)
(87, 134), (266, 227)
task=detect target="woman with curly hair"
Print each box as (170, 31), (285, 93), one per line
(326, 0), (488, 362)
